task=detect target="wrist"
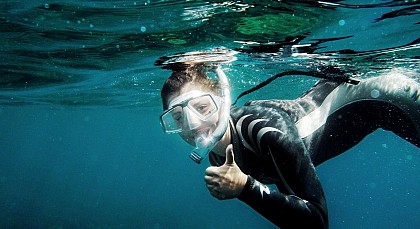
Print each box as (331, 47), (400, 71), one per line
(238, 175), (255, 199)
(236, 172), (248, 196)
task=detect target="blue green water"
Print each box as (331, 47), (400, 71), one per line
(0, 0), (419, 228)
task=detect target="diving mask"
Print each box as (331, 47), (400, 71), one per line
(160, 91), (220, 134)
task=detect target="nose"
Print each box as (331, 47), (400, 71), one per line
(182, 107), (201, 131)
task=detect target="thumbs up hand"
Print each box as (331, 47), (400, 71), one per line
(204, 144), (248, 200)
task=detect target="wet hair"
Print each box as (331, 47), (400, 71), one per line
(160, 64), (221, 110)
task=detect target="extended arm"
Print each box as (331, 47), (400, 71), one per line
(236, 111), (328, 229)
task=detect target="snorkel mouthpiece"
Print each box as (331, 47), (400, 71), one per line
(190, 145), (210, 164)
(189, 150), (206, 164)
(190, 135), (214, 164)
(189, 67), (231, 164)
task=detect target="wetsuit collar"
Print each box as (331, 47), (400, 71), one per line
(229, 118), (243, 167)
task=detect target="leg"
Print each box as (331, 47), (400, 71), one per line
(363, 71), (419, 146)
(309, 70), (419, 165)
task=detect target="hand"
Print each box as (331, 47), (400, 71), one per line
(204, 144), (248, 200)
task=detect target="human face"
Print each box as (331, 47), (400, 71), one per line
(164, 83), (220, 146)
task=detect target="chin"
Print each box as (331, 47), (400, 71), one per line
(179, 133), (195, 146)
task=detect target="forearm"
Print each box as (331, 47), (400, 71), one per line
(238, 176), (328, 229)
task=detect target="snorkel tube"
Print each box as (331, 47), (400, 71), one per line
(190, 67), (231, 164)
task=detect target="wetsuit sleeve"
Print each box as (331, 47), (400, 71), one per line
(237, 113), (328, 229)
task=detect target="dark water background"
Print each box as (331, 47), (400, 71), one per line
(1, 0), (419, 228)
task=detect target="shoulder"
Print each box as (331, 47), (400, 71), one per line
(230, 103), (295, 131)
(230, 103), (300, 156)
(231, 103), (290, 121)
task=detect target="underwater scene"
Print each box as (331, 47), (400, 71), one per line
(0, 0), (419, 228)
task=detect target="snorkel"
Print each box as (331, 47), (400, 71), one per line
(190, 67), (231, 164)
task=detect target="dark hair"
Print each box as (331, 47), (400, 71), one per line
(161, 65), (220, 110)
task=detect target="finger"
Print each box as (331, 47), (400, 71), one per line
(209, 190), (219, 199)
(211, 191), (225, 200)
(204, 175), (215, 183)
(224, 144), (235, 165)
(206, 183), (215, 190)
(209, 189), (224, 200)
(205, 166), (219, 176)
(207, 184), (218, 194)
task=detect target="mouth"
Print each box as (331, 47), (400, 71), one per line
(181, 127), (215, 147)
(188, 128), (214, 149)
(193, 128), (212, 141)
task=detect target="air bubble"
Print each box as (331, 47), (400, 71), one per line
(371, 89), (380, 98)
(339, 19), (345, 26)
(140, 26), (147, 32)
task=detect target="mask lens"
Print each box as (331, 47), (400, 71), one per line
(187, 95), (218, 120)
(160, 94), (218, 133)
(160, 105), (183, 133)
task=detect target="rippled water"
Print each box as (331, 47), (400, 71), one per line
(1, 0), (419, 108)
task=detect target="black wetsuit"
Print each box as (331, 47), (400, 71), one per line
(209, 73), (420, 229)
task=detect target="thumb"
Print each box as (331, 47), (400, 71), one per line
(224, 144), (235, 165)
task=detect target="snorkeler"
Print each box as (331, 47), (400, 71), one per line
(158, 58), (419, 228)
